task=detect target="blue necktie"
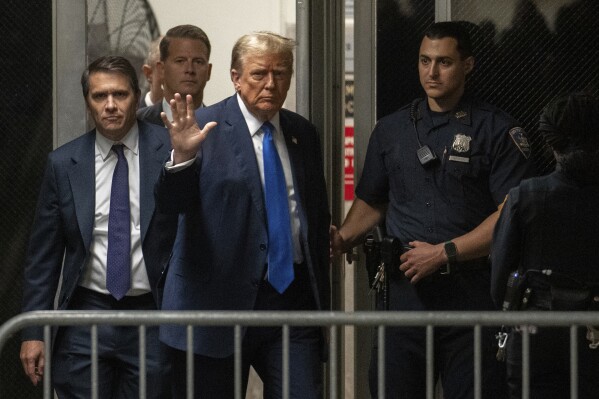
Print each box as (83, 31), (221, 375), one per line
(262, 122), (294, 293)
(106, 144), (131, 300)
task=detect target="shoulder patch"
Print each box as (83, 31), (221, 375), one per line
(508, 127), (530, 159)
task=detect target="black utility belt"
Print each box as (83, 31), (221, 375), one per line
(504, 269), (599, 311)
(364, 231), (488, 287)
(438, 257), (489, 275)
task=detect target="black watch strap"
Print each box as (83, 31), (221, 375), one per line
(444, 241), (457, 266)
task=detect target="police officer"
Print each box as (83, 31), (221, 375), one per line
(491, 92), (599, 399)
(331, 21), (535, 398)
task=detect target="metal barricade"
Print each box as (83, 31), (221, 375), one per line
(2, 310), (598, 399)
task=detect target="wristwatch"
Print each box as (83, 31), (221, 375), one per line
(443, 241), (457, 274)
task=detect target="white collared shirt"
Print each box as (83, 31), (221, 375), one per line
(161, 97), (173, 122)
(236, 94), (303, 264)
(79, 122), (152, 295)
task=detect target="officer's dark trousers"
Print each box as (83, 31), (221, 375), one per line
(369, 272), (506, 399)
(506, 326), (599, 399)
(169, 263), (323, 399)
(52, 287), (170, 399)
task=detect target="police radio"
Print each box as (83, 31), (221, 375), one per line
(502, 270), (526, 311)
(410, 99), (438, 167)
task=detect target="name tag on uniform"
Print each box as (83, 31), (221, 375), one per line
(448, 134), (472, 163)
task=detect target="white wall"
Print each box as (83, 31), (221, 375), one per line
(147, 0), (296, 106)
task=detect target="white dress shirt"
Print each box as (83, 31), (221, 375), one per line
(236, 94), (304, 264)
(79, 123), (152, 295)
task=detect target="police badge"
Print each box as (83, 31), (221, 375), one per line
(449, 134), (472, 163)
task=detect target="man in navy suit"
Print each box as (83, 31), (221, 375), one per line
(156, 31), (330, 398)
(137, 24), (212, 126)
(20, 56), (171, 398)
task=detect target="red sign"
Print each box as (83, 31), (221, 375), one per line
(344, 126), (354, 201)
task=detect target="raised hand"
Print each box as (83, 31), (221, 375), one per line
(161, 93), (217, 165)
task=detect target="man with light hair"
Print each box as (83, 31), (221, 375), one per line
(152, 31), (330, 398)
(139, 35), (163, 108)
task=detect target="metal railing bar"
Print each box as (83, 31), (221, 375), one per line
(426, 325), (434, 399)
(234, 325), (242, 399)
(2, 311), (598, 399)
(2, 311), (599, 336)
(377, 325), (385, 399)
(522, 327), (530, 399)
(570, 325), (578, 399)
(43, 325), (52, 399)
(138, 325), (146, 399)
(474, 324), (481, 399)
(91, 324), (98, 399)
(282, 324), (290, 399)
(186, 325), (194, 399)
(329, 325), (338, 399)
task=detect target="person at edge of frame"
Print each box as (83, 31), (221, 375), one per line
(491, 92), (599, 399)
(139, 35), (164, 109)
(19, 55), (171, 398)
(330, 21), (536, 399)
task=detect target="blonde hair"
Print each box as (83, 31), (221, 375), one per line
(231, 31), (295, 73)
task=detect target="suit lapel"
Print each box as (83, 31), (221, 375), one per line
(138, 121), (168, 241)
(222, 98), (266, 223)
(68, 131), (96, 250)
(280, 112), (306, 208)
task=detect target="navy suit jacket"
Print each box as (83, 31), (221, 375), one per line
(21, 120), (171, 341)
(155, 95), (331, 358)
(136, 101), (164, 127)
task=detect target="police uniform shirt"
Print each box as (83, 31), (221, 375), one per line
(356, 96), (535, 246)
(490, 168), (599, 306)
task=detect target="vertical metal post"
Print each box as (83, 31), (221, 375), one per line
(296, 0), (310, 119)
(570, 325), (578, 399)
(377, 326), (385, 399)
(426, 325), (434, 399)
(282, 324), (290, 399)
(235, 325), (242, 399)
(91, 325), (98, 399)
(138, 325), (147, 399)
(187, 325), (194, 399)
(329, 325), (338, 399)
(54, 0), (87, 148)
(474, 325), (482, 399)
(43, 325), (52, 399)
(435, 0), (452, 22)
(522, 328), (530, 399)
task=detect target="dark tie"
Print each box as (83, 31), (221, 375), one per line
(262, 122), (294, 293)
(106, 144), (131, 300)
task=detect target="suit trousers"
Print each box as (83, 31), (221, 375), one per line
(170, 263), (323, 399)
(52, 287), (170, 399)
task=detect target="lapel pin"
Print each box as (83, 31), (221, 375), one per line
(292, 136), (298, 144)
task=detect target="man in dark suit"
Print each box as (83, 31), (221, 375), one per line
(156, 31), (330, 398)
(137, 24), (212, 126)
(19, 56), (171, 398)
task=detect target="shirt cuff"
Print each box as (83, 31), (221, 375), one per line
(165, 150), (196, 173)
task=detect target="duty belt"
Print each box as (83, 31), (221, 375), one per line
(438, 257), (489, 275)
